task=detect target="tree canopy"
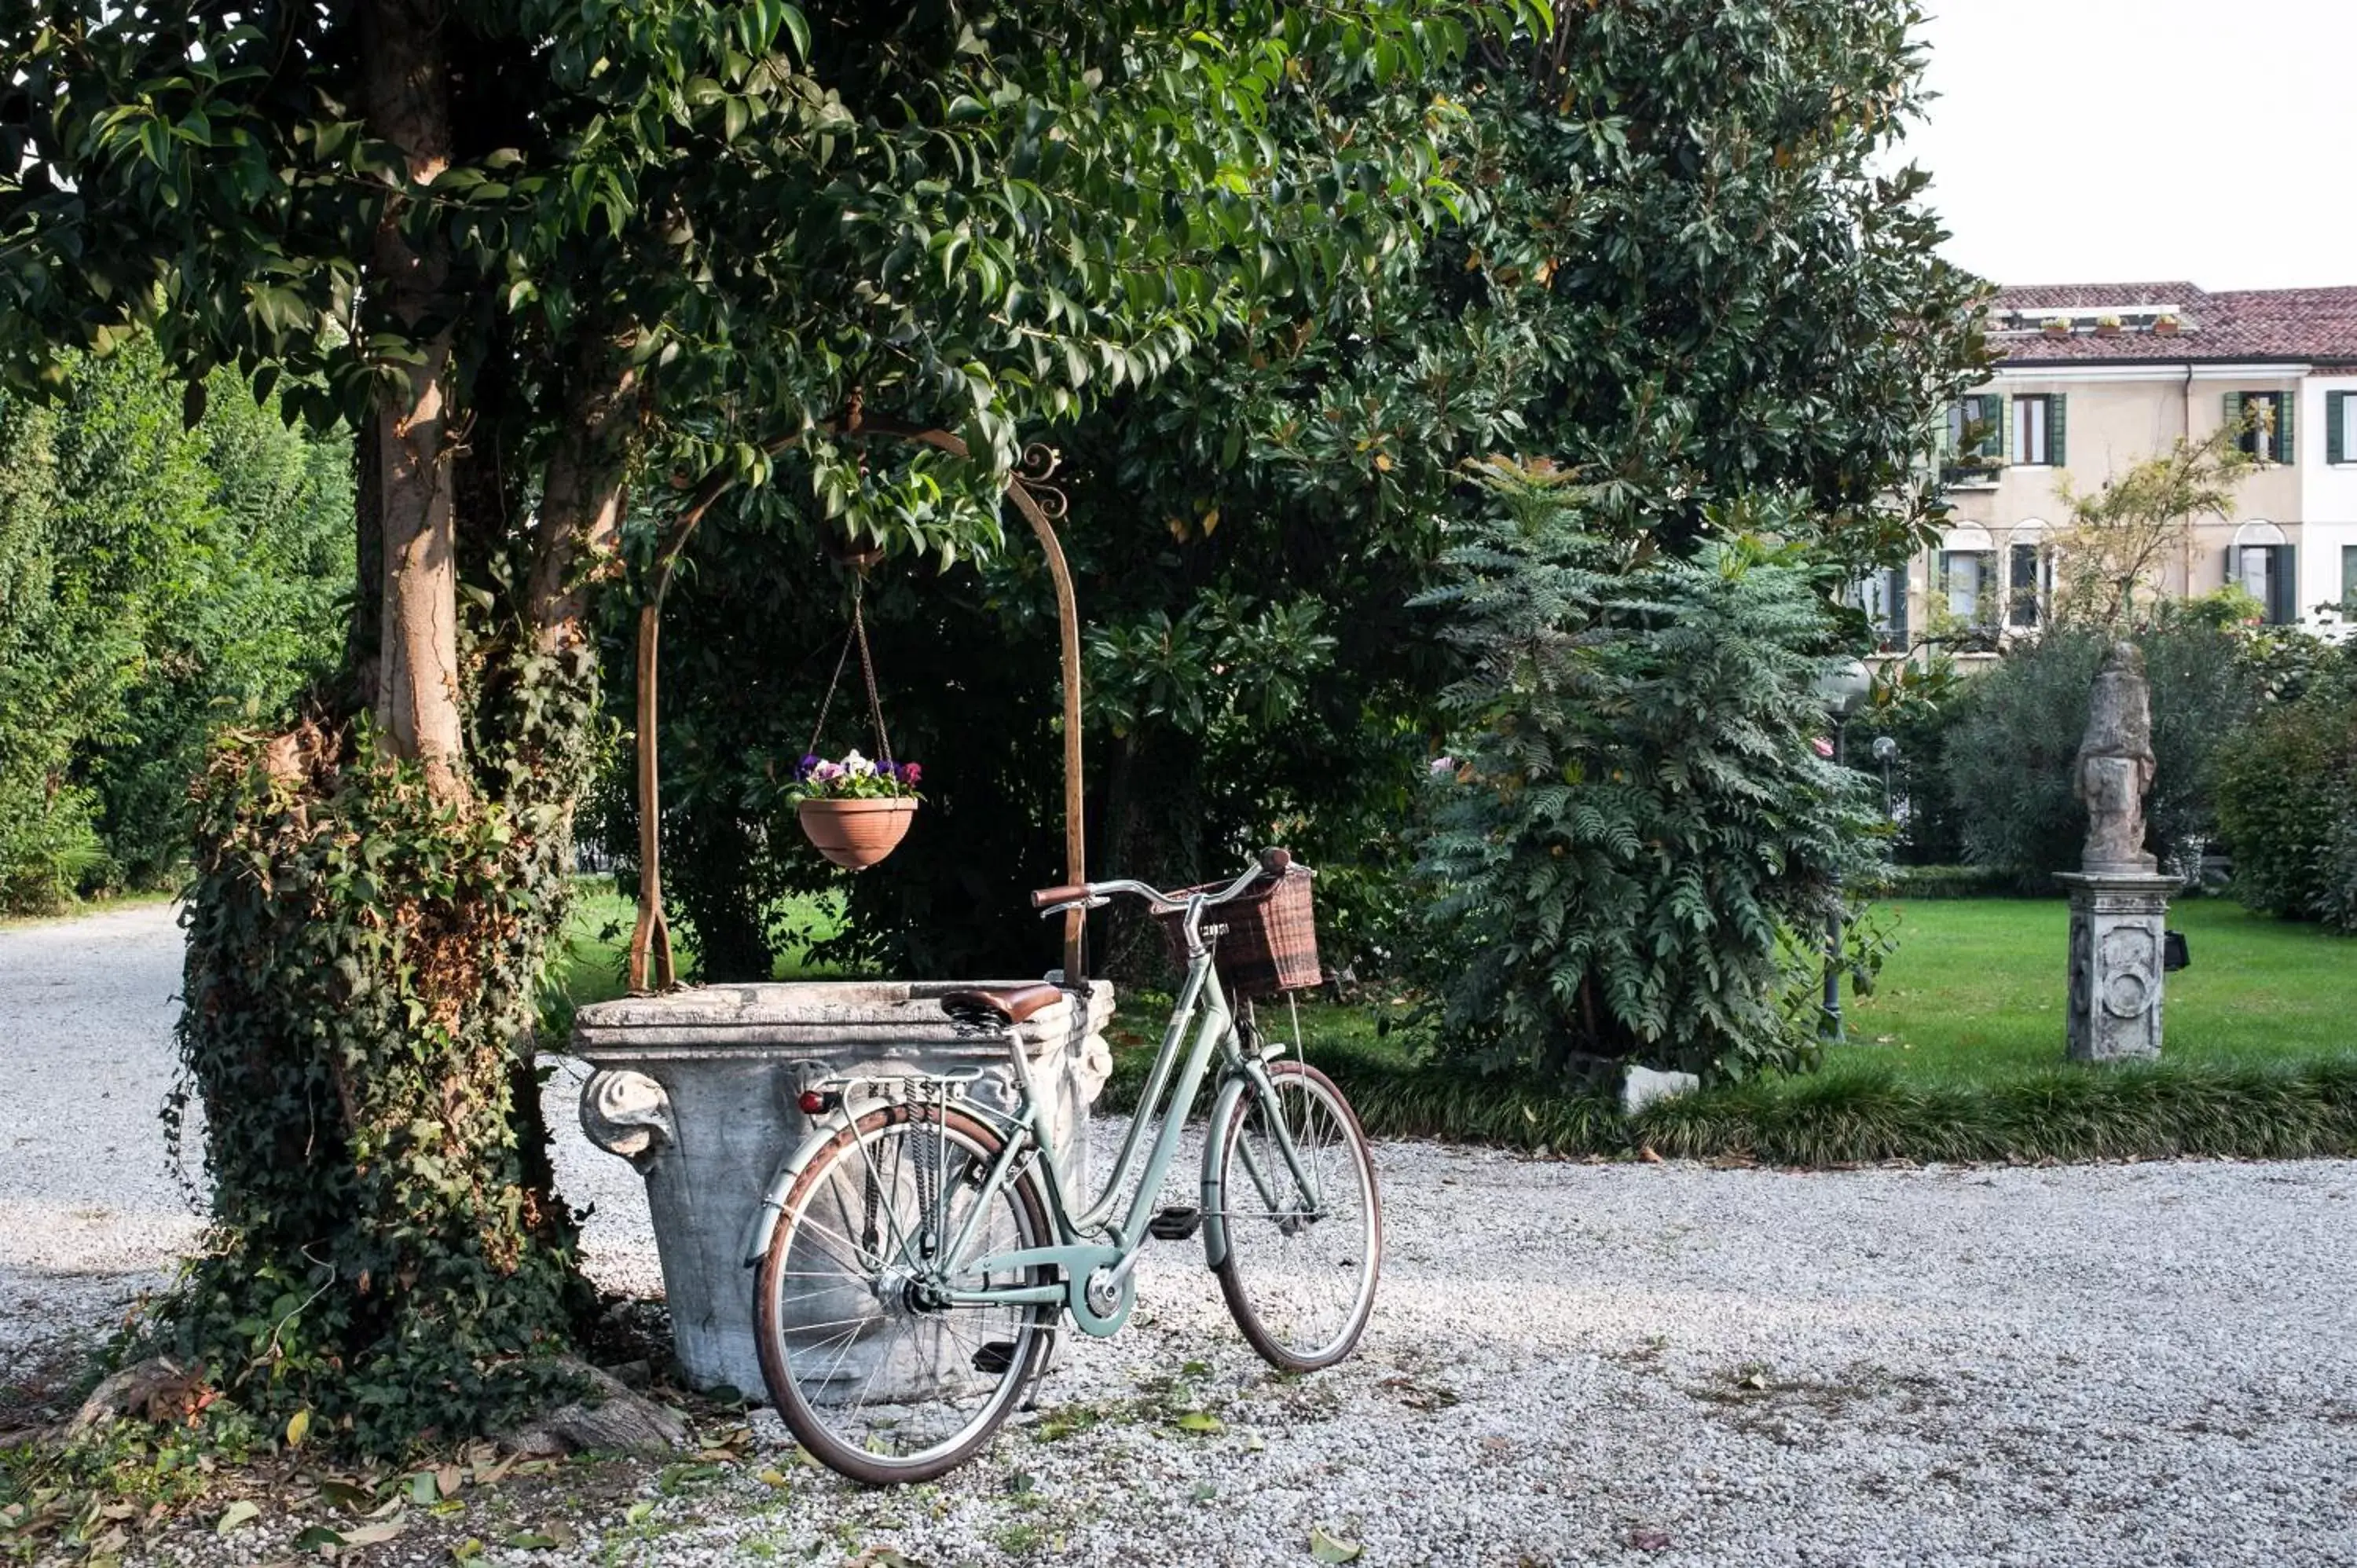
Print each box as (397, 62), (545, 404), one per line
(629, 0), (1989, 985)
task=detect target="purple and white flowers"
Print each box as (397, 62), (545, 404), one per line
(788, 749), (922, 802)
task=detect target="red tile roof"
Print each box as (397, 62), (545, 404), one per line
(1989, 283), (2357, 367)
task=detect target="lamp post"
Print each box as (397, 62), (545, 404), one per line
(1871, 733), (1900, 821)
(1814, 658), (1873, 1042)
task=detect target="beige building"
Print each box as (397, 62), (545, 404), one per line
(1864, 282), (2357, 652)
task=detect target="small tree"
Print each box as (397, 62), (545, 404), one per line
(2053, 425), (2252, 630)
(1413, 467), (1886, 1084)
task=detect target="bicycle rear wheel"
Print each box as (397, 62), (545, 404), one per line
(1211, 1059), (1380, 1372)
(754, 1102), (1053, 1484)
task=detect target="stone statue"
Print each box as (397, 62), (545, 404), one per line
(2073, 640), (2157, 873)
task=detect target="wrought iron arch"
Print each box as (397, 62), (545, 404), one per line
(626, 419), (1085, 991)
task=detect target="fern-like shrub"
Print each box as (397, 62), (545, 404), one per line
(1412, 472), (1888, 1083)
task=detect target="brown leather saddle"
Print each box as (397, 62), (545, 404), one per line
(939, 983), (1065, 1028)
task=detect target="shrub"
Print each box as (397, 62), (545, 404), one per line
(1942, 617), (2260, 888)
(1411, 471), (1888, 1084)
(1885, 863), (2011, 899)
(2216, 654), (2357, 930)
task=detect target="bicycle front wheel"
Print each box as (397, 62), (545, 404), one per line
(1211, 1059), (1381, 1372)
(754, 1102), (1053, 1485)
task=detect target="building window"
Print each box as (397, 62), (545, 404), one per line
(1850, 566), (1909, 651)
(2236, 544), (2297, 625)
(2227, 391), (2293, 464)
(2011, 394), (2066, 466)
(2341, 544), (2357, 611)
(2330, 391), (2356, 466)
(1944, 394), (2004, 482)
(1941, 549), (1997, 627)
(2007, 542), (2052, 628)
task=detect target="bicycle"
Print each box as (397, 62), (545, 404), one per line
(745, 849), (1382, 1484)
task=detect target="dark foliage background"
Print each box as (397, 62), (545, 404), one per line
(619, 0), (1987, 987)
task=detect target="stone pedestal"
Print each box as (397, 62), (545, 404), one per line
(2056, 872), (2175, 1062)
(570, 980), (1114, 1397)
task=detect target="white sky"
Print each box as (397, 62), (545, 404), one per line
(1900, 0), (2357, 290)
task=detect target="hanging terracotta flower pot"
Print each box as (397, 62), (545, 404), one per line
(797, 797), (918, 870)
(790, 752), (922, 870)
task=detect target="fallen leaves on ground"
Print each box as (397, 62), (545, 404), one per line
(1310, 1523), (1363, 1563)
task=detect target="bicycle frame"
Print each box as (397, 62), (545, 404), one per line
(742, 881), (1329, 1341)
(934, 933), (1325, 1336)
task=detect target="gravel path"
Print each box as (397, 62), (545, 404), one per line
(5, 907), (2355, 1566)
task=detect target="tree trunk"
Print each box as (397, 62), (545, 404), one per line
(532, 342), (639, 658)
(162, 0), (610, 1454)
(361, 0), (464, 800)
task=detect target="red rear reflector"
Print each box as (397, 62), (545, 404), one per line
(797, 1090), (827, 1115)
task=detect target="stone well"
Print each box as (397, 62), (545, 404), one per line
(570, 980), (1113, 1398)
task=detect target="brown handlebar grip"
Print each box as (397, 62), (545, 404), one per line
(1031, 885), (1091, 910)
(1259, 848), (1292, 874)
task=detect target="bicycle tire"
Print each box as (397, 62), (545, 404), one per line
(754, 1101), (1053, 1485)
(1211, 1060), (1381, 1372)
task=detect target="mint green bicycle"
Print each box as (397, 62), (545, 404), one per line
(747, 851), (1381, 1484)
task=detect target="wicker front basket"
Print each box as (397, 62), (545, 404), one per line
(1153, 863), (1321, 998)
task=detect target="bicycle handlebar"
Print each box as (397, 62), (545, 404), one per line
(1029, 847), (1296, 916)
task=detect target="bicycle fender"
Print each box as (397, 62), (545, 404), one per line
(1198, 1072), (1252, 1270)
(737, 1110), (872, 1268)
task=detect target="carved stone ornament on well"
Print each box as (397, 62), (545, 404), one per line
(2058, 641), (2172, 1062)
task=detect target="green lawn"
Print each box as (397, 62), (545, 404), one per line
(544, 881), (845, 1035)
(546, 884), (2357, 1161)
(1115, 895), (2357, 1163)
(1839, 897), (2355, 1084)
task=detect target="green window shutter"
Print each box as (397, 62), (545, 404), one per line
(2274, 545), (2297, 624)
(2224, 391), (2245, 450)
(2330, 392), (2347, 466)
(1992, 394), (2011, 462)
(2048, 394), (2067, 467)
(2277, 392), (2294, 465)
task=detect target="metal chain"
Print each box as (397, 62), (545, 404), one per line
(805, 580), (894, 769)
(914, 1112), (940, 1258)
(856, 596), (894, 771)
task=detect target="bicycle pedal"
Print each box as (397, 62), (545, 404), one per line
(972, 1341), (1018, 1375)
(1147, 1206), (1203, 1241)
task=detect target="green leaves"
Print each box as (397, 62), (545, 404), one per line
(1414, 471), (1888, 1081)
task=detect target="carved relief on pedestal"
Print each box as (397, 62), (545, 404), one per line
(2098, 927), (2157, 1020)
